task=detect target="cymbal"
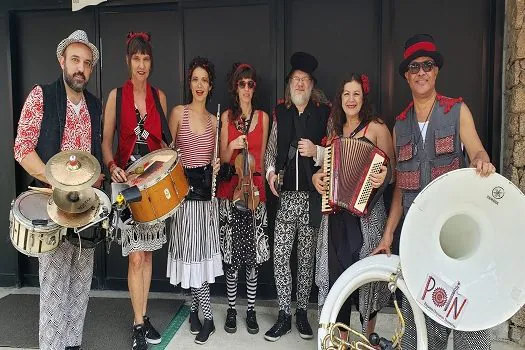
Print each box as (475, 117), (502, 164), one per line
(45, 151), (101, 191)
(47, 195), (98, 228)
(52, 188), (98, 214)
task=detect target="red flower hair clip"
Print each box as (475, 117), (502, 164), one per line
(360, 74), (370, 94)
(126, 32), (151, 46)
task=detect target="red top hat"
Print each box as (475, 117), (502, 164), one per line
(398, 34), (444, 78)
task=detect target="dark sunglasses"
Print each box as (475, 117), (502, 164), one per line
(238, 80), (256, 89)
(407, 60), (436, 74)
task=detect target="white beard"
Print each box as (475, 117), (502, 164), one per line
(291, 88), (312, 107)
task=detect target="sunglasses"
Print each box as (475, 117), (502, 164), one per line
(238, 80), (256, 89)
(407, 60), (436, 74)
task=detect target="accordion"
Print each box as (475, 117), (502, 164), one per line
(321, 137), (389, 217)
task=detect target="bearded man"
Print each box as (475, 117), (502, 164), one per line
(264, 52), (330, 342)
(13, 30), (103, 350)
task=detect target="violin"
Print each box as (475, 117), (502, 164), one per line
(232, 138), (260, 212)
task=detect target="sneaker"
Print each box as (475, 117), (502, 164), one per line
(264, 310), (291, 342)
(194, 318), (215, 345)
(246, 309), (259, 334)
(132, 324), (148, 350)
(189, 311), (202, 335)
(143, 315), (162, 344)
(224, 308), (237, 333)
(295, 309), (313, 339)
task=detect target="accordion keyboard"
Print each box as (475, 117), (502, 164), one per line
(321, 145), (333, 213)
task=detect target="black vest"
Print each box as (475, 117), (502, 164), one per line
(36, 76), (103, 167)
(275, 100), (330, 190)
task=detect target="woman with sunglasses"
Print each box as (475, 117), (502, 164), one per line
(313, 73), (394, 340)
(216, 63), (270, 335)
(167, 56), (222, 345)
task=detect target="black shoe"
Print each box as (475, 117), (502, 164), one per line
(246, 309), (259, 334)
(295, 308), (313, 339)
(224, 307), (237, 333)
(65, 347), (81, 350)
(194, 318), (215, 345)
(189, 311), (202, 335)
(132, 324), (148, 350)
(143, 315), (162, 344)
(264, 310), (291, 342)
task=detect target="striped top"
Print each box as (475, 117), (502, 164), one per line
(176, 104), (215, 168)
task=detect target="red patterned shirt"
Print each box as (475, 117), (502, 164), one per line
(14, 86), (92, 162)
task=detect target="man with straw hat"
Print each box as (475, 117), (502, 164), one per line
(13, 29), (102, 350)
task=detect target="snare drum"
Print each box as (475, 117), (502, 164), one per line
(10, 191), (66, 257)
(125, 149), (189, 224)
(66, 188), (111, 248)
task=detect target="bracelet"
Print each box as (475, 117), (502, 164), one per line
(107, 160), (116, 171)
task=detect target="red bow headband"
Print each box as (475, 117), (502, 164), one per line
(126, 32), (151, 46)
(360, 74), (370, 94)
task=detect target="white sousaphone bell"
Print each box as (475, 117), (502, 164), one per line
(319, 168), (525, 349)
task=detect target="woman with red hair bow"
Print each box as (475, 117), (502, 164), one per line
(102, 32), (170, 350)
(313, 73), (394, 339)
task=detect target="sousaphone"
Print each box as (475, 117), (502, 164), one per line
(319, 168), (525, 349)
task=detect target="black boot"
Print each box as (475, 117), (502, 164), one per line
(194, 318), (215, 345)
(246, 309), (259, 334)
(264, 310), (291, 342)
(189, 310), (202, 335)
(295, 308), (313, 339)
(224, 307), (237, 333)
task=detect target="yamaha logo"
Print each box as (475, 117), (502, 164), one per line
(492, 186), (504, 200)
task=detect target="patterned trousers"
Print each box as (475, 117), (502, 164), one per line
(401, 295), (491, 349)
(273, 191), (317, 315)
(39, 240), (94, 350)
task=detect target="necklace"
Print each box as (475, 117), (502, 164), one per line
(414, 98), (436, 150)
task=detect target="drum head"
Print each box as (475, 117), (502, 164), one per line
(126, 149), (178, 189)
(14, 191), (58, 230)
(400, 168), (525, 331)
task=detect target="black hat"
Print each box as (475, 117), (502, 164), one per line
(398, 34), (444, 78)
(287, 51), (318, 81)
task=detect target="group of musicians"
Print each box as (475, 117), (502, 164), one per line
(12, 29), (496, 350)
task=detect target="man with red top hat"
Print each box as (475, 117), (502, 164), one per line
(372, 33), (494, 349)
(264, 51), (330, 342)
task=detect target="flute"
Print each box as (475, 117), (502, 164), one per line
(211, 104), (221, 199)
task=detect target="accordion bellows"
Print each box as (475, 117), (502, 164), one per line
(322, 137), (388, 216)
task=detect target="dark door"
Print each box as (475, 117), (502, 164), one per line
(4, 0), (502, 298)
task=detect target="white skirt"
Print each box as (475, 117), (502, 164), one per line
(167, 199), (223, 289)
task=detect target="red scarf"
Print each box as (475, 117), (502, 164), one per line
(116, 80), (162, 168)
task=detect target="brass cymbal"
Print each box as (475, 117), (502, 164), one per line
(45, 151), (101, 191)
(52, 188), (98, 214)
(47, 195), (98, 228)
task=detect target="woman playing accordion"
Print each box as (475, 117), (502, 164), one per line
(313, 73), (395, 340)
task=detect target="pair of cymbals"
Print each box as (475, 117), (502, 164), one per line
(45, 151), (101, 228)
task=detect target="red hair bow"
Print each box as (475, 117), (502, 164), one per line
(361, 74), (370, 94)
(126, 32), (151, 46)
